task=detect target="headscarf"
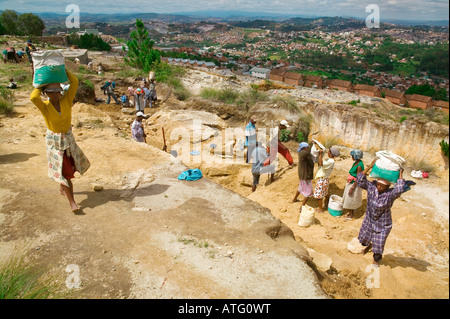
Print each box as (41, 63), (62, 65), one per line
(297, 142), (309, 152)
(350, 149), (363, 160)
(329, 147), (340, 157)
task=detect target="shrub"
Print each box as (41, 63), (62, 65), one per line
(297, 113), (313, 141)
(0, 98), (14, 115)
(407, 157), (436, 173)
(297, 132), (306, 143)
(199, 88), (239, 104)
(68, 33), (111, 51)
(399, 116), (407, 122)
(272, 95), (299, 112)
(218, 88), (239, 104)
(0, 250), (70, 299)
(236, 89), (268, 112)
(0, 87), (15, 115)
(440, 139), (449, 158)
(280, 129), (291, 142)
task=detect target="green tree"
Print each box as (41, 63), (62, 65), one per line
(68, 33), (111, 51)
(17, 13), (45, 36)
(124, 19), (160, 72)
(0, 10), (18, 35)
(0, 22), (6, 35)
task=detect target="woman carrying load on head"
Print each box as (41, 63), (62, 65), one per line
(356, 158), (405, 266)
(342, 149), (364, 220)
(30, 69), (90, 213)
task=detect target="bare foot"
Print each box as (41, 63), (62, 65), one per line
(315, 208), (323, 213)
(344, 213), (354, 221)
(361, 243), (372, 255)
(292, 199), (299, 203)
(70, 202), (80, 212)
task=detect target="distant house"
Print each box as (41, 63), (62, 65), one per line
(166, 58), (216, 70)
(327, 79), (353, 92)
(77, 29), (100, 36)
(383, 89), (406, 106)
(405, 94), (433, 110)
(283, 72), (303, 86)
(250, 67), (271, 79)
(304, 75), (323, 89)
(353, 84), (382, 97)
(432, 100), (449, 114)
(270, 68), (286, 82)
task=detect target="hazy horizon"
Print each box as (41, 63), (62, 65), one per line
(0, 1), (449, 22)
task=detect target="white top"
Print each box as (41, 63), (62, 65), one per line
(315, 158), (335, 179)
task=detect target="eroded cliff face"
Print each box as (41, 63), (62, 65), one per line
(306, 102), (449, 174)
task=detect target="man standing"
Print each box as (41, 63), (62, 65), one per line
(131, 111), (147, 143)
(245, 115), (258, 163)
(264, 119), (294, 167)
(251, 142), (275, 192)
(103, 81), (120, 105)
(25, 40), (37, 73)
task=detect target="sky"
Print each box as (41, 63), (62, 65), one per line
(0, 0), (449, 21)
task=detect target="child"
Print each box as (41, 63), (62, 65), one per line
(120, 92), (130, 107)
(7, 78), (17, 89)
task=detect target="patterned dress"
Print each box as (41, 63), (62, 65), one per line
(356, 172), (405, 256)
(46, 129), (90, 187)
(131, 119), (145, 143)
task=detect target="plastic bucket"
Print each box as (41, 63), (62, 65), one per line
(328, 195), (343, 217)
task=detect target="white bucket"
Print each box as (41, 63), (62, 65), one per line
(328, 195), (343, 217)
(149, 71), (155, 80)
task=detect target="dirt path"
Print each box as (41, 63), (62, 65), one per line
(194, 150), (449, 299)
(1, 64), (448, 299)
(0, 93), (328, 299)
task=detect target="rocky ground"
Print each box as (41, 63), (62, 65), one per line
(0, 54), (448, 299)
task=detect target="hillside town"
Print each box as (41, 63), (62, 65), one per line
(63, 20), (448, 111)
(1, 7), (449, 302)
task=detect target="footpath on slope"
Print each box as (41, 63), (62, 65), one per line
(0, 92), (328, 299)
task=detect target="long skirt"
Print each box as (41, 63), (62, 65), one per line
(358, 218), (392, 255)
(342, 182), (362, 210)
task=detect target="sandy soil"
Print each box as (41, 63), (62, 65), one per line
(1, 61), (448, 299)
(198, 153), (449, 299)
